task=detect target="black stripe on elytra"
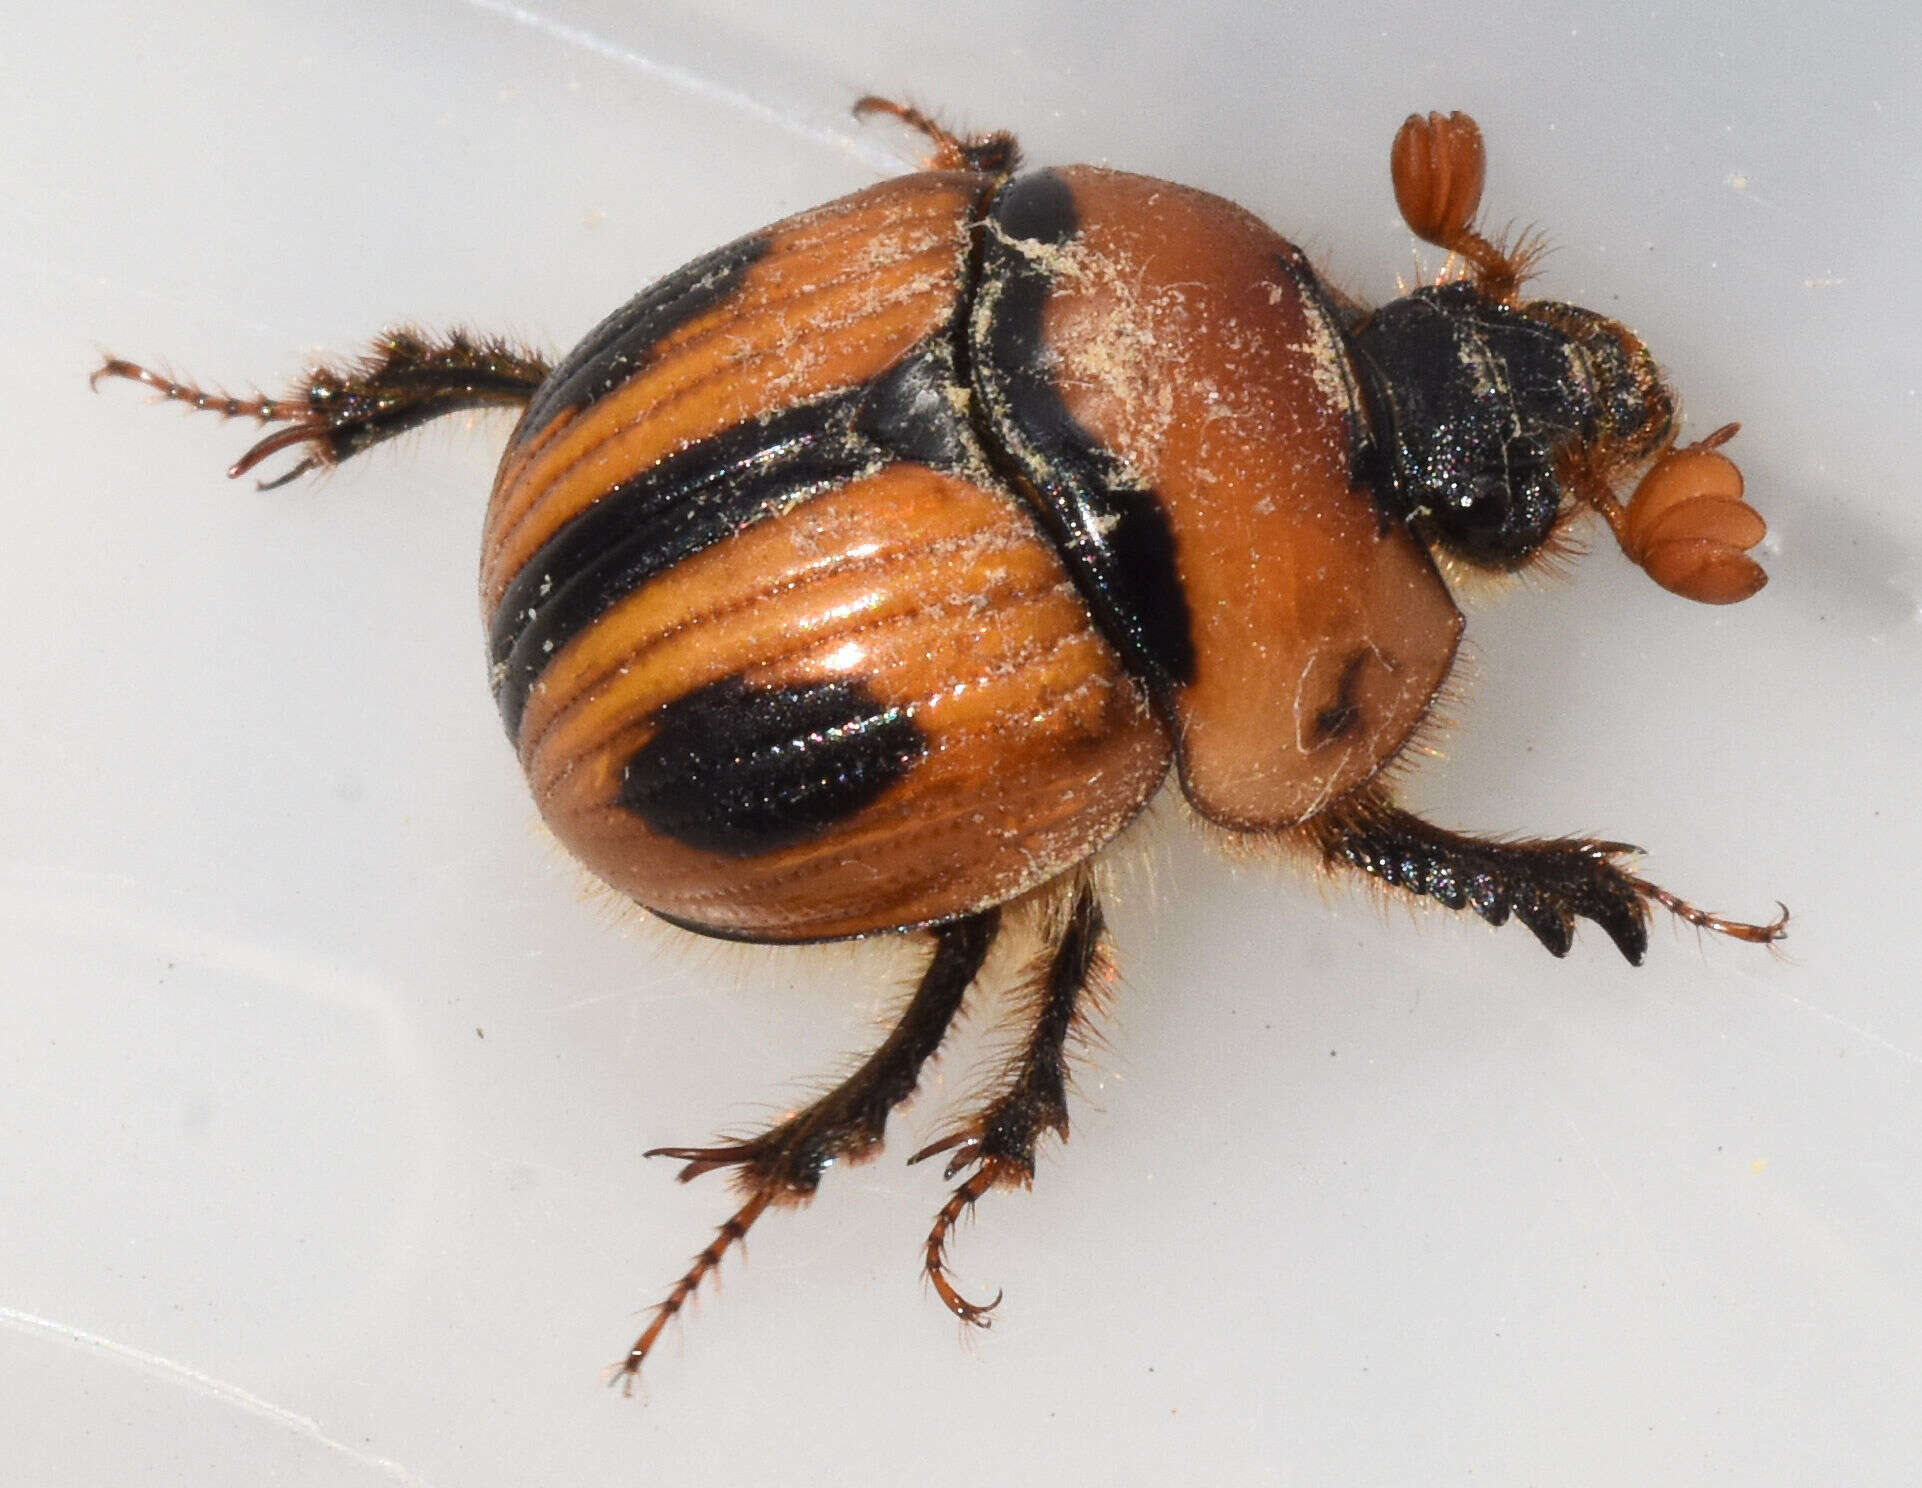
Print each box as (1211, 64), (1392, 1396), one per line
(619, 674), (926, 857)
(489, 320), (993, 744)
(966, 169), (1195, 695)
(490, 391), (876, 741)
(510, 232), (770, 447)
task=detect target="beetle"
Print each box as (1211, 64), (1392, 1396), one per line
(95, 100), (1784, 1387)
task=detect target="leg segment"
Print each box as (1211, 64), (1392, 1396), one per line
(913, 879), (1107, 1326)
(92, 328), (551, 488)
(1305, 787), (1787, 965)
(852, 94), (1020, 176)
(612, 909), (999, 1390)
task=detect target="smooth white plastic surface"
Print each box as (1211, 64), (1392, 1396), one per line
(6, 3), (1920, 1484)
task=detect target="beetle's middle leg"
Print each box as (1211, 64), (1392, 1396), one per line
(614, 909), (999, 1389)
(1302, 784), (1787, 964)
(913, 875), (1108, 1327)
(91, 328), (551, 489)
(852, 94), (1021, 175)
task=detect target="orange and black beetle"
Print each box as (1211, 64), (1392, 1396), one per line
(97, 101), (1784, 1385)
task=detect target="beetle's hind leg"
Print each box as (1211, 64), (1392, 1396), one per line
(92, 328), (551, 488)
(614, 910), (999, 1391)
(913, 877), (1107, 1327)
(1304, 785), (1787, 964)
(852, 95), (1020, 175)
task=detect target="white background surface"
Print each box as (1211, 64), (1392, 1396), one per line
(6, 2), (1920, 1484)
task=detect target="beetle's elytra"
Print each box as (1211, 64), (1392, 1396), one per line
(96, 100), (1785, 1387)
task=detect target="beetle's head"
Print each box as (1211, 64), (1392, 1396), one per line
(1376, 109), (1765, 601)
(1351, 283), (1678, 570)
(1522, 298), (1676, 463)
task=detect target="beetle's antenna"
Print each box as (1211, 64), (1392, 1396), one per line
(1570, 423), (1770, 605)
(1391, 111), (1534, 304)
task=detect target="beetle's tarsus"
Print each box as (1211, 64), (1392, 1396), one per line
(923, 1161), (1009, 1327)
(93, 354), (334, 485)
(853, 94), (1020, 176)
(617, 912), (997, 1383)
(1626, 879), (1790, 946)
(612, 1185), (775, 1394)
(910, 880), (1106, 1328)
(93, 330), (553, 489)
(91, 355), (293, 424)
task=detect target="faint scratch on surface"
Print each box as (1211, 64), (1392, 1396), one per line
(1722, 171), (1814, 225)
(1772, 987), (1922, 1070)
(0, 1306), (439, 1487)
(547, 987), (632, 1014)
(453, 0), (899, 170)
(1, 868), (447, 1314)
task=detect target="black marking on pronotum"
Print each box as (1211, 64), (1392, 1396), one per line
(967, 169), (1196, 696)
(619, 675), (927, 857)
(1271, 249), (1397, 532)
(1308, 649), (1370, 746)
(510, 232), (770, 447)
(490, 392), (875, 741)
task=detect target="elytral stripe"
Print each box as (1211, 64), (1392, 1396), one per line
(617, 674), (928, 858)
(519, 528), (1074, 806)
(512, 506), (1047, 784)
(484, 180), (982, 600)
(510, 231), (771, 450)
(489, 390), (875, 742)
(482, 266), (964, 607)
(587, 662), (1157, 938)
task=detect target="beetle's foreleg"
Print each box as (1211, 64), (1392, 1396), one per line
(911, 877), (1107, 1328)
(1303, 786), (1787, 964)
(613, 909), (998, 1391)
(92, 328), (551, 489)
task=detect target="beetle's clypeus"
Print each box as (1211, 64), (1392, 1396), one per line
(97, 100), (1784, 1387)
